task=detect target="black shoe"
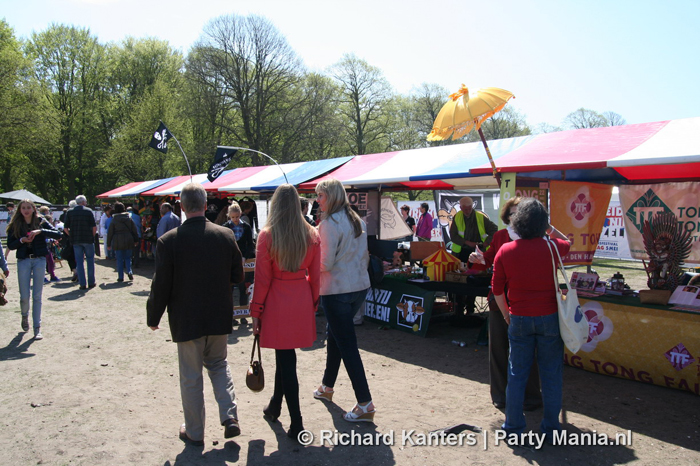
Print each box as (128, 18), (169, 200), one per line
(79, 286), (87, 290)
(223, 418), (241, 438)
(117, 278), (124, 282)
(287, 418), (304, 442)
(128, 273), (133, 280)
(179, 424), (204, 446)
(263, 400), (282, 422)
(493, 401), (505, 409)
(88, 283), (96, 289)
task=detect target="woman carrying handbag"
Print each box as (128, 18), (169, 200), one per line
(250, 184), (320, 442)
(491, 198), (571, 444)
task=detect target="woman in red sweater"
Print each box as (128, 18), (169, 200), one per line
(472, 197), (542, 411)
(491, 198), (571, 442)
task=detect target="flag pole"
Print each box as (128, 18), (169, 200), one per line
(161, 121), (192, 180)
(219, 146), (288, 184)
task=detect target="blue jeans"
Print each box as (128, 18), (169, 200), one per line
(114, 249), (132, 280)
(503, 312), (563, 438)
(17, 257), (46, 331)
(73, 243), (95, 288)
(321, 289), (372, 403)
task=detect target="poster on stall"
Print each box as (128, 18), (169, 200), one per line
(619, 182), (700, 264)
(364, 279), (436, 337)
(549, 181), (613, 265)
(594, 199), (632, 260)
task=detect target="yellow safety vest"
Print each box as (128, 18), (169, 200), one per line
(451, 210), (489, 254)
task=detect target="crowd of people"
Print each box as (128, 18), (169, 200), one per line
(3, 185), (571, 449)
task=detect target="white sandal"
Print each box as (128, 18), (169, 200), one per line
(343, 401), (375, 422)
(313, 384), (334, 401)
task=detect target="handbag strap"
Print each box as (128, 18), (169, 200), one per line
(250, 335), (261, 364)
(545, 237), (573, 295)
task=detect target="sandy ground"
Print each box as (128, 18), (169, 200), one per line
(0, 253), (699, 466)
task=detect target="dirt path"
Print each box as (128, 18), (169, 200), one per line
(0, 255), (698, 465)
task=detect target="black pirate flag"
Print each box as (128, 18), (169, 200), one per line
(149, 122), (173, 154)
(207, 146), (238, 182)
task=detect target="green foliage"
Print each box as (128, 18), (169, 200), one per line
(0, 16), (627, 201)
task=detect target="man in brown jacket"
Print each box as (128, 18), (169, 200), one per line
(147, 183), (244, 446)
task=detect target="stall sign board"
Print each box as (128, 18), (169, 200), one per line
(364, 279), (436, 337)
(619, 182), (700, 264)
(565, 298), (700, 395)
(233, 259), (256, 319)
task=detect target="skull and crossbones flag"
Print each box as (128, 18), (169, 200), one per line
(149, 122), (173, 154)
(207, 146), (238, 182)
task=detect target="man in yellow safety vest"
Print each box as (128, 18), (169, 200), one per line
(449, 196), (497, 315)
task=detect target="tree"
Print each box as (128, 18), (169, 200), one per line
(563, 108), (608, 130)
(0, 19), (39, 192)
(25, 24), (113, 201)
(465, 106), (532, 141)
(187, 14), (310, 166)
(603, 111), (626, 127)
(535, 122), (562, 134)
(329, 53), (393, 155)
(101, 38), (186, 181)
(410, 83), (453, 146)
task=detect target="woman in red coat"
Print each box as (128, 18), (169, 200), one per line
(250, 184), (320, 441)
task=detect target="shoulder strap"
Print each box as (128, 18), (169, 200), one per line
(545, 237), (573, 296)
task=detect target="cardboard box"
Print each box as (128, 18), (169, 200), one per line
(445, 271), (469, 284)
(410, 241), (443, 261)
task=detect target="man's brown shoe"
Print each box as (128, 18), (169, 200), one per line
(223, 419), (241, 438)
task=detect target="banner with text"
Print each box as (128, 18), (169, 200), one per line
(619, 182), (700, 264)
(550, 181), (613, 265)
(566, 298), (700, 396)
(364, 279), (436, 337)
(594, 200), (632, 260)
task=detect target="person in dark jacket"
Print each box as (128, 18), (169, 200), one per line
(147, 183), (245, 446)
(107, 202), (138, 282)
(222, 202), (255, 259)
(6, 199), (62, 339)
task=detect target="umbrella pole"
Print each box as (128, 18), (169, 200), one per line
(477, 127), (501, 187)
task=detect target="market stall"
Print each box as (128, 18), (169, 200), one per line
(467, 117), (700, 394)
(567, 295), (699, 395)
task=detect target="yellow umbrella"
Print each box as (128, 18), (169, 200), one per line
(427, 85), (514, 184)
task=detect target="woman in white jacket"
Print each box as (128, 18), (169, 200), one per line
(312, 179), (375, 423)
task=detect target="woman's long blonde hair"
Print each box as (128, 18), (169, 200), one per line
(315, 179), (363, 238)
(265, 184), (318, 272)
(7, 199), (41, 238)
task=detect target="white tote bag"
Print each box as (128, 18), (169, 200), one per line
(545, 238), (589, 353)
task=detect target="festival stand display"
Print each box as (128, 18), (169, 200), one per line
(422, 247), (460, 281)
(565, 296), (700, 396)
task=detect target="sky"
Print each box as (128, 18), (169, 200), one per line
(2, 0), (700, 129)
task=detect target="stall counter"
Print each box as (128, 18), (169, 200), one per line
(567, 295), (700, 395)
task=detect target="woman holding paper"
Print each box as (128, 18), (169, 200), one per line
(491, 198), (571, 443)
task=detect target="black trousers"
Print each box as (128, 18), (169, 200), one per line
(270, 349), (302, 423)
(489, 298), (542, 407)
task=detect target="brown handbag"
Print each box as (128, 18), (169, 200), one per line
(246, 335), (264, 392)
